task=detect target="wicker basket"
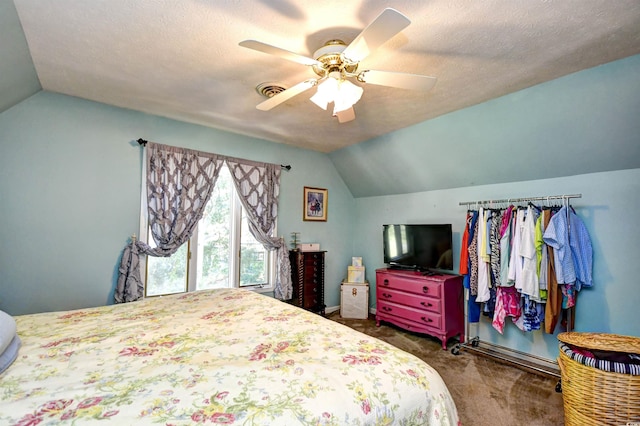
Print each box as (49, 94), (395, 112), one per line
(558, 332), (640, 426)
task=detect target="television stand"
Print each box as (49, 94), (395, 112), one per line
(375, 268), (464, 350)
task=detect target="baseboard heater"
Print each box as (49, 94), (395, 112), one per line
(451, 337), (561, 380)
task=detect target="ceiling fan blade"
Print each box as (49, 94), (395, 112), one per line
(256, 79), (317, 111)
(239, 40), (322, 67)
(335, 107), (356, 123)
(358, 69), (437, 91)
(342, 8), (411, 63)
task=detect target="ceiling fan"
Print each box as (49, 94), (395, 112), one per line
(239, 8), (437, 123)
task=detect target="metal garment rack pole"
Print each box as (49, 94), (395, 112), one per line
(458, 193), (582, 207)
(452, 193), (583, 381)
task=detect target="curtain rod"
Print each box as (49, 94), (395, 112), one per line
(136, 138), (291, 171)
(459, 193), (582, 207)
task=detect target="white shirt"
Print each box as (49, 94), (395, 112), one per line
(520, 206), (540, 299)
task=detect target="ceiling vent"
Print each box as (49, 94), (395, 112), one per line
(256, 82), (288, 98)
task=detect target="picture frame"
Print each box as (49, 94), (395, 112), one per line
(303, 186), (328, 221)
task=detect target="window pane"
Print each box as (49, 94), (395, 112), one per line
(196, 167), (233, 290)
(144, 164), (273, 295)
(239, 209), (268, 287)
(146, 242), (188, 296)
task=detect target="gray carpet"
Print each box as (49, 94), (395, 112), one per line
(328, 312), (565, 425)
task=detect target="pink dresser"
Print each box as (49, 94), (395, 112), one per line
(375, 268), (464, 350)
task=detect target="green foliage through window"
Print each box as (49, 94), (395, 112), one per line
(146, 166), (271, 296)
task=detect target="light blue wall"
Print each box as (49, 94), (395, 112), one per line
(0, 0), (41, 113)
(353, 170), (640, 360)
(344, 55), (640, 360)
(0, 92), (355, 315)
(330, 54), (640, 197)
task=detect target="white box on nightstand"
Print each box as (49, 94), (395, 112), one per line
(340, 280), (369, 319)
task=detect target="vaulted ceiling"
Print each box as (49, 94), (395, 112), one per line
(5, 0), (640, 153)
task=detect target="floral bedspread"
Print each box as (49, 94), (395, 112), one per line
(0, 289), (459, 425)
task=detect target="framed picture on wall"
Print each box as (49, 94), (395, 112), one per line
(303, 187), (328, 221)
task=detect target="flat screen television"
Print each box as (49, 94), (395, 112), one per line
(383, 224), (453, 272)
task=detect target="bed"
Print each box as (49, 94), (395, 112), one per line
(0, 288), (459, 425)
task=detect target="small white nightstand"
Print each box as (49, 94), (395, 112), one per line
(340, 280), (369, 319)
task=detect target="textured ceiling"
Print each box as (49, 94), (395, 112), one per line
(12, 0), (640, 153)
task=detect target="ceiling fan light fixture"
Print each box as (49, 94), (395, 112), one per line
(310, 75), (363, 113)
(333, 79), (363, 113)
(309, 77), (338, 110)
(240, 8), (434, 123)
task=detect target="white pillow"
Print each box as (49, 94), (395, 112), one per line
(0, 335), (21, 374)
(0, 310), (17, 354)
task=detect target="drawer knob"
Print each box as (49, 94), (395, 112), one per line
(420, 316), (433, 323)
(382, 306), (393, 312)
(383, 279), (389, 286)
(420, 301), (433, 308)
(422, 286), (429, 293)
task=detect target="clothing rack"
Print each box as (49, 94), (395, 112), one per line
(452, 193), (583, 381)
(459, 193), (582, 207)
(135, 138), (292, 171)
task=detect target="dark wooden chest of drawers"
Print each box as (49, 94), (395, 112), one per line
(289, 250), (326, 315)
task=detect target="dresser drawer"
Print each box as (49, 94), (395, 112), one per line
(303, 267), (322, 281)
(377, 300), (442, 329)
(377, 288), (442, 314)
(304, 284), (319, 299)
(378, 274), (442, 298)
(304, 253), (323, 265)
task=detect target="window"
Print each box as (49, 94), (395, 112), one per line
(145, 165), (274, 296)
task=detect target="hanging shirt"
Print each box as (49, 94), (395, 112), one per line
(509, 208), (525, 290)
(521, 295), (544, 332)
(499, 206), (514, 287)
(500, 205), (514, 237)
(561, 284), (577, 308)
(543, 206), (593, 291)
(490, 210), (502, 287)
(544, 209), (562, 334)
(492, 286), (522, 334)
(476, 208), (491, 303)
(520, 206), (540, 300)
(485, 215), (492, 260)
(469, 211), (480, 296)
(480, 208), (490, 263)
(536, 211), (549, 298)
(465, 210), (482, 323)
(459, 211), (472, 276)
(535, 214), (544, 276)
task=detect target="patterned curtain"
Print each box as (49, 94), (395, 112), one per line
(226, 158), (292, 300)
(115, 143), (223, 303)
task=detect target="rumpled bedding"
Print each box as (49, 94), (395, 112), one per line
(0, 288), (459, 425)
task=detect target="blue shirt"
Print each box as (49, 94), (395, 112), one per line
(543, 206), (593, 291)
